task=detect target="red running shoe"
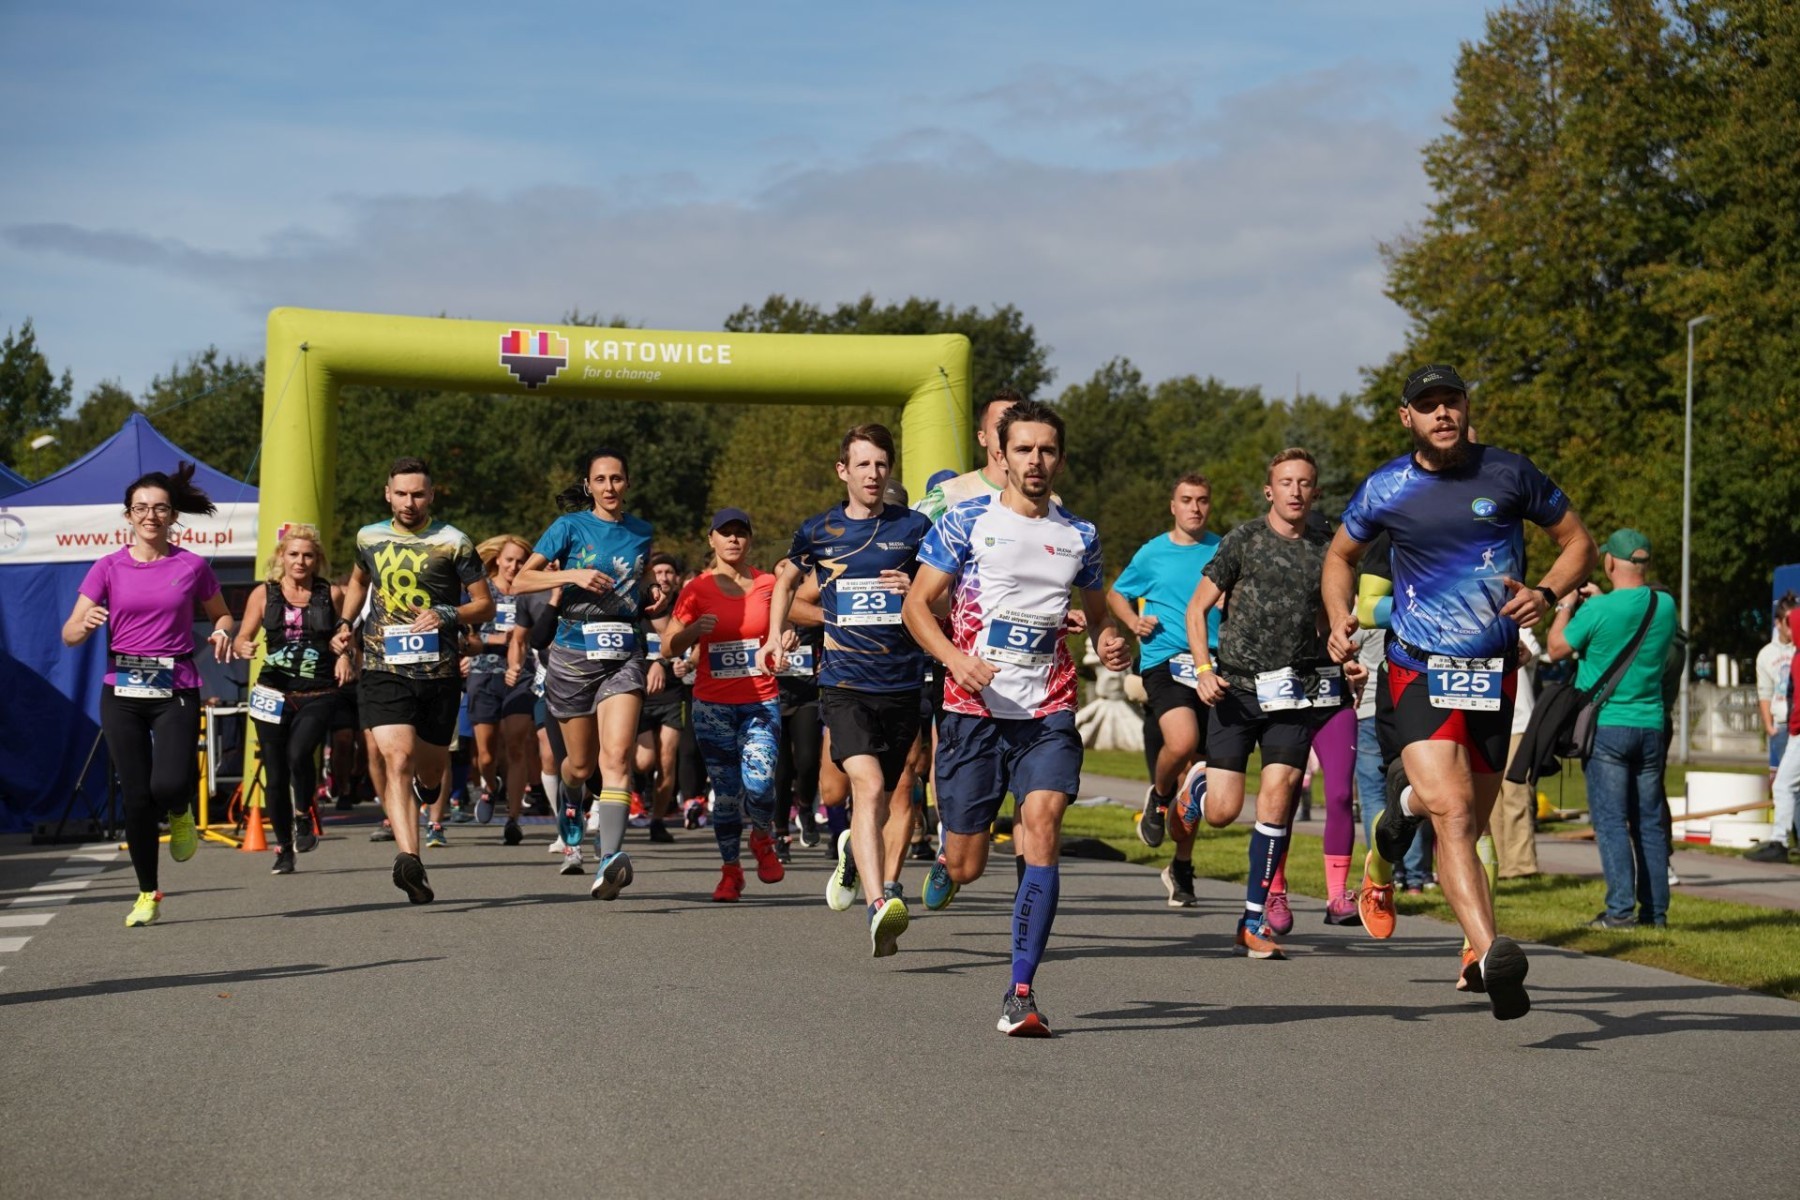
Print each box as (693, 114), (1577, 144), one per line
(712, 863), (745, 902)
(748, 829), (786, 884)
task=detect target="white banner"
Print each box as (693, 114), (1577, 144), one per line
(0, 503), (259, 564)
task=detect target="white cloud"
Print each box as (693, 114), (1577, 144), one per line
(4, 63), (1433, 402)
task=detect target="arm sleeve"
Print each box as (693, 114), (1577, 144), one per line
(1517, 455), (1571, 527)
(918, 505), (975, 575)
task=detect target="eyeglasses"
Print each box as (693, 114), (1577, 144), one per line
(128, 504), (174, 518)
(1408, 391), (1466, 414)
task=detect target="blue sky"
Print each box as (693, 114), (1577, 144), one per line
(1, 1), (1494, 407)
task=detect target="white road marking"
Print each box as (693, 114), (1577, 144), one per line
(0, 937), (32, 952)
(0, 913), (56, 928)
(8, 895), (74, 906)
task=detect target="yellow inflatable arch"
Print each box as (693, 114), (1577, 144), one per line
(257, 307), (973, 559)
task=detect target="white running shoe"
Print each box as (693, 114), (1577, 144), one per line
(825, 830), (858, 912)
(559, 845), (585, 876)
(585, 801), (601, 835)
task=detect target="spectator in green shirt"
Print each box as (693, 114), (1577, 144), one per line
(1547, 528), (1679, 928)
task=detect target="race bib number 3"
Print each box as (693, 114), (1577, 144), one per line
(984, 609), (1059, 668)
(249, 684), (287, 724)
(113, 654), (174, 699)
(1312, 665), (1346, 709)
(835, 578), (903, 626)
(1426, 655), (1505, 712)
(709, 637), (762, 680)
(1254, 667), (1308, 712)
(580, 621), (637, 662)
(382, 625), (440, 666)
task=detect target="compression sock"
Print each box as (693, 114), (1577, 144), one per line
(1015, 851), (1027, 888)
(1364, 847), (1395, 887)
(714, 819), (743, 864)
(1324, 854), (1352, 899)
(1011, 864), (1061, 989)
(540, 773), (558, 804)
(824, 804), (850, 841)
(596, 787), (630, 857)
(1245, 822), (1289, 924)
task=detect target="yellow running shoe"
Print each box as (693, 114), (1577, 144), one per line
(125, 891), (161, 927)
(167, 807), (198, 862)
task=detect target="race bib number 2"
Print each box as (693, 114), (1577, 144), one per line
(382, 625), (440, 665)
(1254, 667), (1308, 712)
(1426, 655), (1505, 712)
(983, 609), (1059, 668)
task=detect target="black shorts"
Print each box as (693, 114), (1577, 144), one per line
(466, 671), (535, 725)
(359, 671), (463, 747)
(1376, 660), (1517, 775)
(1205, 684), (1329, 774)
(820, 685), (923, 790)
(329, 689), (360, 733)
(638, 686), (686, 734)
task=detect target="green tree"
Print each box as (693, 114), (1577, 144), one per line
(142, 349), (265, 489)
(0, 319), (74, 473)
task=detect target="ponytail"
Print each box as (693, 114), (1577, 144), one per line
(124, 460), (216, 517)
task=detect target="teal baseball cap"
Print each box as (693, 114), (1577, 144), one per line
(1603, 528), (1651, 563)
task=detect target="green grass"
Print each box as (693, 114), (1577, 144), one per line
(1057, 796), (1800, 1002)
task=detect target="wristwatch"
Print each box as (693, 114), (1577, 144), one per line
(1535, 586), (1557, 611)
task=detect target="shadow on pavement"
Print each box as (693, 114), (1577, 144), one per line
(0, 957), (445, 1007)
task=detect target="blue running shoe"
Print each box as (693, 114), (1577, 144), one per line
(558, 793), (584, 847)
(1179, 763), (1208, 831)
(590, 850), (634, 901)
(923, 857), (958, 911)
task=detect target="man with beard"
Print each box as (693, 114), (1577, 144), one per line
(1322, 365), (1595, 1021)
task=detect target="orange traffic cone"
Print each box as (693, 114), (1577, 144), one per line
(240, 800), (269, 852)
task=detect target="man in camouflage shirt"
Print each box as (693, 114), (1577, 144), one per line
(1183, 448), (1361, 959)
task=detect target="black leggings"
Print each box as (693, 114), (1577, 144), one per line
(258, 690), (339, 848)
(101, 687), (201, 893)
(775, 699), (822, 824)
(676, 709), (708, 800)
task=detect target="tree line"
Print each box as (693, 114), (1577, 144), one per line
(4, 1), (1795, 660)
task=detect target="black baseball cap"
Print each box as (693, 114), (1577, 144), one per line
(709, 506), (753, 533)
(1402, 363), (1469, 404)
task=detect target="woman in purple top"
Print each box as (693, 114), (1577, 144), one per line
(60, 461), (236, 929)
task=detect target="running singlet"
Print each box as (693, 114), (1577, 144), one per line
(1111, 531), (1222, 669)
(78, 546), (220, 690)
(918, 494), (1102, 720)
(786, 502), (932, 693)
(530, 511), (653, 652)
(355, 519), (485, 680)
(672, 572), (780, 706)
(1339, 445), (1569, 669)
(467, 586), (515, 676)
(1204, 517), (1332, 691)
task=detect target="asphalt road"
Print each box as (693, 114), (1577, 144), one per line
(2, 821), (1797, 1200)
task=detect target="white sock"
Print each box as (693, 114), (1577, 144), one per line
(1399, 785), (1418, 818)
(540, 773), (558, 800)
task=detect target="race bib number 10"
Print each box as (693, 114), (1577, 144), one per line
(1427, 656), (1504, 711)
(984, 609), (1059, 668)
(709, 637), (762, 680)
(835, 578), (903, 626)
(382, 625), (440, 665)
(580, 621), (637, 662)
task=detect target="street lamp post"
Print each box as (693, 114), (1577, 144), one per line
(1679, 314), (1713, 765)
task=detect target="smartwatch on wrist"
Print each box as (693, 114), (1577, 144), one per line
(1535, 586), (1557, 611)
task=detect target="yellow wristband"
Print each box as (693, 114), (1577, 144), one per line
(1194, 661), (1214, 674)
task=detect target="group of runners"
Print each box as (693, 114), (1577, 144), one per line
(62, 362), (1596, 1033)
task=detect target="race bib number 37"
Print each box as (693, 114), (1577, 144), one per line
(382, 625), (440, 666)
(983, 609), (1059, 668)
(835, 578), (903, 626)
(1426, 655), (1505, 712)
(113, 654), (175, 699)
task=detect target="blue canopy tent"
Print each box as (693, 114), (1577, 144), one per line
(0, 461), (28, 499)
(0, 414), (257, 833)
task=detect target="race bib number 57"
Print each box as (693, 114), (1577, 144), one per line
(983, 609), (1059, 668)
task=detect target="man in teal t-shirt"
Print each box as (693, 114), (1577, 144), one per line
(1548, 528), (1679, 928)
(1105, 474), (1220, 903)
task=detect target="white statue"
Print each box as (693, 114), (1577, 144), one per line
(1076, 642), (1144, 751)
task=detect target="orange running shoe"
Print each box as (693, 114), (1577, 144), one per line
(1233, 917), (1286, 960)
(712, 862), (745, 902)
(748, 829), (786, 884)
(1456, 946), (1485, 993)
(1358, 873), (1396, 939)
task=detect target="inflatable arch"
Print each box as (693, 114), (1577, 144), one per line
(258, 307), (973, 559)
